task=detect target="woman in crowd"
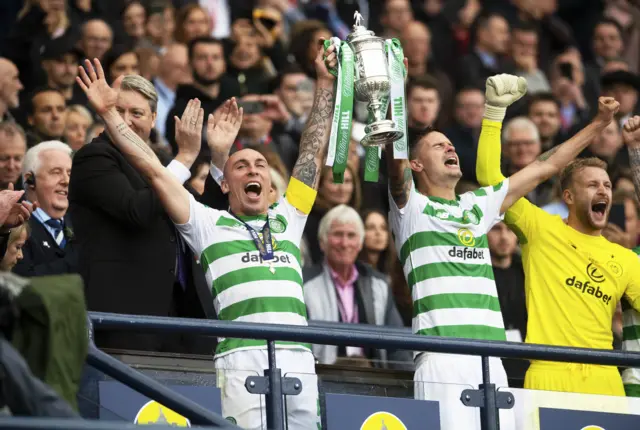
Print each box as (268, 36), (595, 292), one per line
(0, 224), (28, 272)
(64, 105), (93, 151)
(289, 20), (332, 80)
(174, 4), (211, 45)
(102, 45), (140, 84)
(358, 209), (395, 278)
(122, 1), (146, 43)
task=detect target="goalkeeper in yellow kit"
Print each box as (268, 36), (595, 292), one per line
(476, 74), (640, 397)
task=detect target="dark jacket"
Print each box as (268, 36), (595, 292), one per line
(303, 262), (413, 370)
(68, 134), (214, 352)
(456, 51), (515, 89)
(13, 216), (79, 277)
(165, 78), (241, 154)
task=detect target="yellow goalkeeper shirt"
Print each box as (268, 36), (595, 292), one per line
(476, 119), (640, 351)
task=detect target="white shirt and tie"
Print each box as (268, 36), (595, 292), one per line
(32, 208), (66, 249)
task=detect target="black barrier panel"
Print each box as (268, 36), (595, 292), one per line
(539, 407), (640, 429)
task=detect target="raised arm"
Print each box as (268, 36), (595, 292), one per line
(76, 59), (198, 225)
(502, 97), (619, 213)
(290, 43), (337, 191)
(622, 116), (640, 200)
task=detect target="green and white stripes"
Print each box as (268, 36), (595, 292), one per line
(622, 246), (640, 397)
(390, 182), (510, 342)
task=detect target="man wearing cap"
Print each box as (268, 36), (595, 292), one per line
(41, 37), (88, 107)
(602, 70), (640, 128)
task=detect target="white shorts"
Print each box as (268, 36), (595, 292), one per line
(215, 348), (320, 430)
(414, 353), (515, 430)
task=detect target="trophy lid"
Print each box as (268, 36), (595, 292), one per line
(347, 11), (375, 43)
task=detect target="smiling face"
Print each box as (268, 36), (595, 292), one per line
(322, 221), (363, 268)
(115, 90), (156, 141)
(222, 149), (272, 216)
(31, 149), (72, 219)
(410, 131), (462, 189)
(563, 166), (613, 232)
(363, 211), (389, 253)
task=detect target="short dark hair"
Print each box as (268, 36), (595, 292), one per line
(407, 75), (440, 99)
(187, 37), (224, 62)
(409, 125), (439, 158)
(594, 18), (624, 40)
(559, 157), (608, 191)
(528, 92), (560, 112)
(271, 63), (306, 92)
(511, 20), (538, 34)
(473, 11), (506, 37)
(27, 87), (65, 115)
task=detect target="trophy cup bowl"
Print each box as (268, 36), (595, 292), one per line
(347, 16), (404, 147)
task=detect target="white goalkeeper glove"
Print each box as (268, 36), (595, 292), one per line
(484, 74), (528, 122)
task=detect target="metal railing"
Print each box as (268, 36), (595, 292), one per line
(87, 311), (640, 430)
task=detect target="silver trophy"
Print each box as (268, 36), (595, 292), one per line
(347, 12), (404, 147)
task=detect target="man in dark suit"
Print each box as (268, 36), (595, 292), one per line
(69, 74), (214, 353)
(13, 140), (78, 277)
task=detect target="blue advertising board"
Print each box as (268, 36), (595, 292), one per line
(540, 407), (640, 429)
(325, 393), (440, 429)
(98, 381), (222, 426)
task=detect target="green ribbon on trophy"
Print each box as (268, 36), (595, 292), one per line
(324, 37), (354, 183)
(324, 15), (408, 184)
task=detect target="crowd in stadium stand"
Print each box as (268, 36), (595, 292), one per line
(2, 0), (640, 426)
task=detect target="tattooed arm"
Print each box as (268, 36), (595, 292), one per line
(290, 44), (337, 191)
(77, 59), (193, 224)
(622, 116), (640, 199)
(501, 97), (618, 213)
(386, 146), (412, 209)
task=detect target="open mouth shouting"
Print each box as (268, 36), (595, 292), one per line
(590, 198), (609, 224)
(244, 181), (263, 202)
(444, 155), (459, 169)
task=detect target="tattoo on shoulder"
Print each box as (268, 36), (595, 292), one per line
(628, 146), (640, 197)
(390, 166), (413, 207)
(537, 145), (560, 162)
(291, 87), (334, 188)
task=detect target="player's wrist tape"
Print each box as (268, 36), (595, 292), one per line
(483, 104), (507, 122)
(286, 177), (317, 215)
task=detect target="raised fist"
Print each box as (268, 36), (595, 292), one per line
(596, 97), (620, 126)
(485, 74), (528, 107)
(622, 115), (640, 146)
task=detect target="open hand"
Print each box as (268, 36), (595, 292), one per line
(174, 98), (204, 158)
(260, 95), (291, 123)
(207, 98), (243, 167)
(315, 41), (338, 84)
(76, 58), (122, 116)
(623, 116), (640, 146)
(485, 74), (528, 107)
(595, 97), (620, 126)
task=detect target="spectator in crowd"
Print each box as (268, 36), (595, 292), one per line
(584, 120), (623, 165)
(358, 209), (394, 278)
(154, 44), (191, 141)
(549, 51), (592, 134)
(304, 204), (411, 369)
(444, 86), (485, 183)
(407, 76), (441, 134)
(503, 117), (554, 206)
(13, 141), (77, 277)
(233, 94), (298, 171)
(591, 18), (625, 73)
(78, 19), (113, 62)
(122, 1), (146, 43)
(289, 20), (332, 80)
(511, 22), (550, 95)
(0, 223), (28, 271)
(488, 221), (527, 342)
(186, 157), (209, 196)
(165, 37), (240, 154)
(63, 105), (93, 152)
(527, 93), (563, 149)
(602, 188), (640, 251)
(228, 33), (272, 96)
(173, 4), (211, 45)
(273, 63), (314, 144)
(144, 1), (175, 53)
(25, 88), (66, 148)
(0, 58), (23, 123)
(102, 46), (140, 84)
(306, 165), (361, 266)
(456, 11), (512, 89)
(136, 46), (161, 81)
(0, 122), (26, 190)
(69, 74), (212, 352)
(380, 0), (413, 40)
(40, 37), (87, 107)
(601, 70), (640, 128)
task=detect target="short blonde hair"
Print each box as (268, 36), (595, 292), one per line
(7, 223), (28, 247)
(66, 105), (93, 124)
(121, 75), (158, 113)
(559, 157), (608, 191)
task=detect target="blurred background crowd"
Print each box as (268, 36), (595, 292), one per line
(0, 0), (637, 374)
